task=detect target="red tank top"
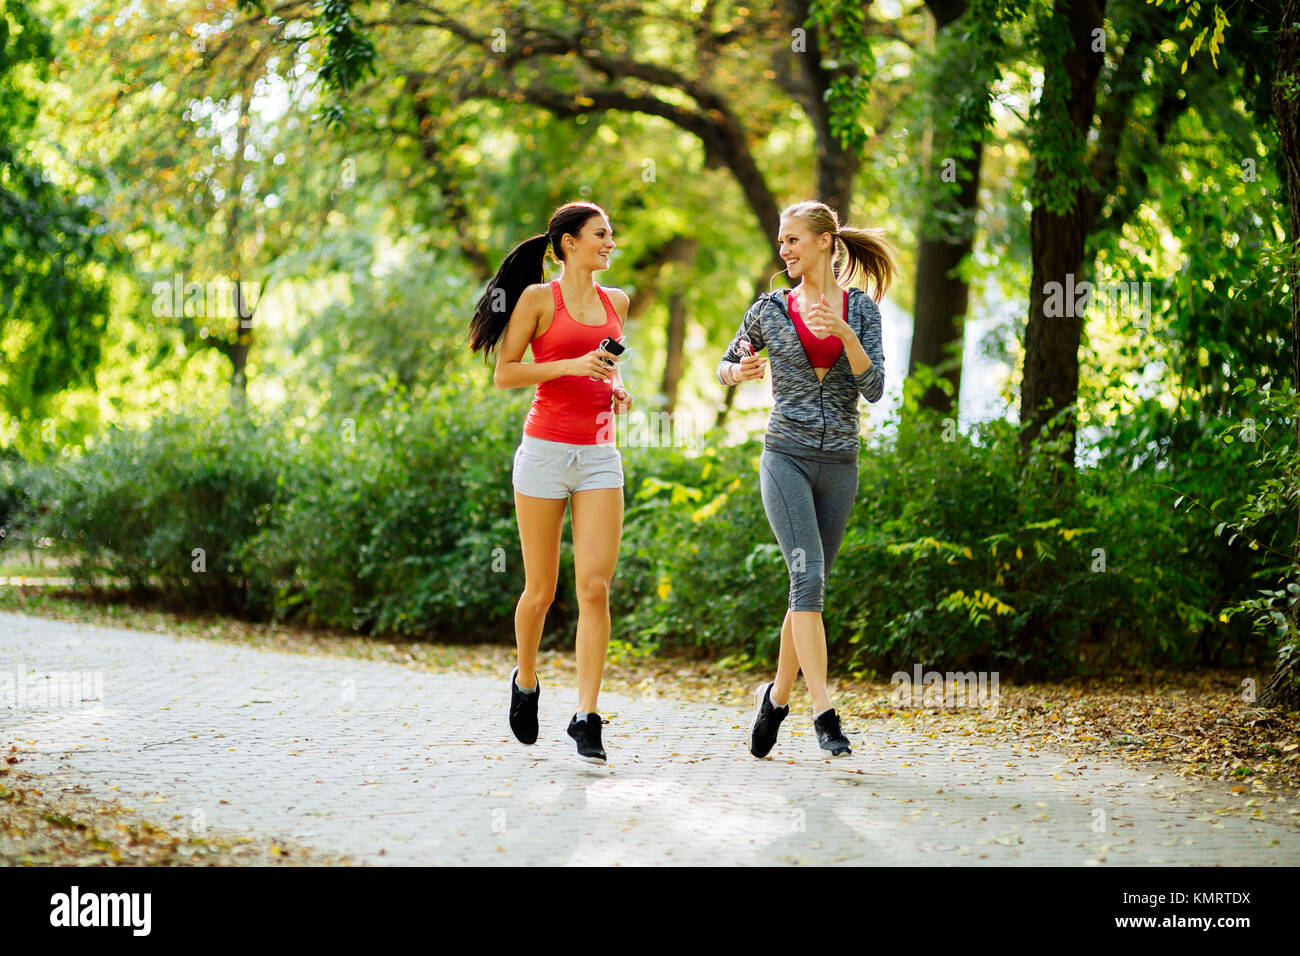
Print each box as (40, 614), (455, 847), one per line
(788, 289), (847, 368)
(524, 280), (622, 444)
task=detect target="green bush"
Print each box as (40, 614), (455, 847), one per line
(0, 448), (30, 552)
(617, 439), (785, 660)
(12, 383), (1280, 676)
(18, 404), (289, 614)
(827, 415), (1198, 675)
(617, 409), (1275, 677)
(239, 385), (531, 638)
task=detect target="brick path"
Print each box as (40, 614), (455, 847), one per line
(2, 611), (1297, 865)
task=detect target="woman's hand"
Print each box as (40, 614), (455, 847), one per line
(803, 294), (852, 341)
(568, 348), (617, 381)
(731, 353), (768, 382)
(612, 386), (634, 414)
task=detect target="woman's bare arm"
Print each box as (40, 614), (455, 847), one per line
(493, 285), (612, 388)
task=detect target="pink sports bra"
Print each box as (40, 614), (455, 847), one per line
(787, 289), (847, 368)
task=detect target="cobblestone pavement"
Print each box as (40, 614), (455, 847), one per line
(2, 611), (1297, 865)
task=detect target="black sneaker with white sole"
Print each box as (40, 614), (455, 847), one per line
(813, 708), (852, 757)
(566, 713), (607, 763)
(508, 667), (540, 744)
(747, 681), (789, 758)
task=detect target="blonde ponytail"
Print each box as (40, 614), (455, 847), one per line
(780, 200), (898, 302)
(835, 225), (898, 303)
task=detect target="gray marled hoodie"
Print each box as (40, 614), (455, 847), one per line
(716, 287), (885, 458)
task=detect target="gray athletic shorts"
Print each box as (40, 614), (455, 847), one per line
(512, 434), (623, 499)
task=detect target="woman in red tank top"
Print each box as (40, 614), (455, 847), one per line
(468, 202), (633, 765)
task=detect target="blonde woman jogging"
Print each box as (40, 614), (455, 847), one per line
(717, 200), (895, 758)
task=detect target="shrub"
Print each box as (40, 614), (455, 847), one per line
(18, 403), (289, 614)
(14, 386), (1278, 676)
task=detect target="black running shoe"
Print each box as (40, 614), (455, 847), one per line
(813, 708), (851, 757)
(747, 681), (789, 758)
(566, 713), (607, 763)
(508, 667), (539, 744)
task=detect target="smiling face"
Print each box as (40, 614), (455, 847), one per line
(563, 214), (616, 271)
(778, 216), (832, 281)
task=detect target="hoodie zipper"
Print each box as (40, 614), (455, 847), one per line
(820, 305), (854, 450)
(818, 366), (827, 449)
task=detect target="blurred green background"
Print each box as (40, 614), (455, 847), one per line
(4, 0), (1300, 692)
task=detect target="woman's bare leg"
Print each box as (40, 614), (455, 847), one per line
(513, 491), (567, 687)
(790, 610), (831, 712)
(568, 487), (623, 713)
(770, 609), (830, 711)
(771, 609), (799, 706)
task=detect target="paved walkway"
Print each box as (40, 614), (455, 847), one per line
(1, 611), (1297, 865)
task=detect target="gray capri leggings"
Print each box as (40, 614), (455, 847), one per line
(759, 434), (859, 612)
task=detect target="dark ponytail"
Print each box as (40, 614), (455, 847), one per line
(469, 234), (549, 356)
(469, 201), (609, 358)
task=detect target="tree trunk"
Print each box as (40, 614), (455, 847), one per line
(1260, 0), (1300, 712)
(715, 378), (739, 428)
(223, 94), (253, 407)
(407, 78), (492, 282)
(909, 142), (983, 413)
(784, 0), (862, 215)
(658, 238), (698, 413)
(661, 289), (687, 415)
(1259, 655), (1300, 711)
(615, 236), (697, 411)
(1019, 0), (1107, 467)
(229, 279), (254, 407)
(1021, 206), (1087, 461)
(907, 0), (984, 415)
